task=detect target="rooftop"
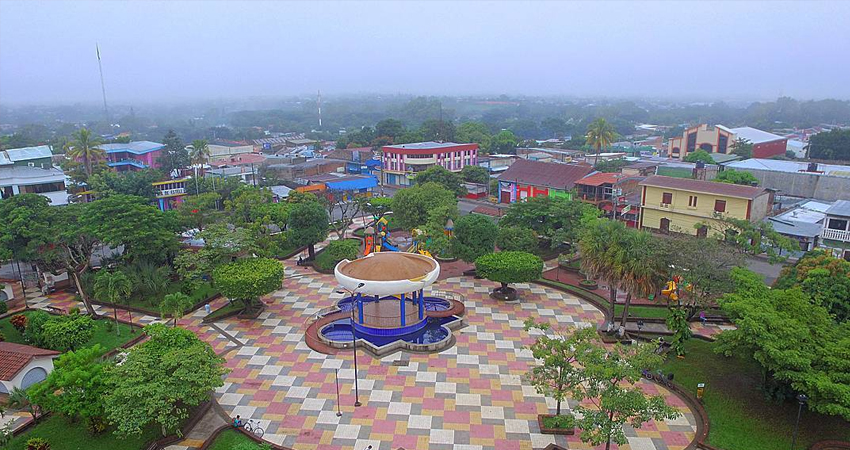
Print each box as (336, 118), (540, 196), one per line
(383, 141), (476, 151)
(100, 141), (164, 155)
(210, 140), (252, 148)
(729, 127), (787, 145)
(726, 158), (850, 177)
(0, 165), (66, 185)
(575, 172), (621, 187)
(1, 145), (53, 164)
(0, 342), (60, 381)
(826, 200), (850, 217)
(337, 252), (437, 282)
(766, 217), (823, 238)
(497, 159), (593, 190)
(639, 175), (767, 200)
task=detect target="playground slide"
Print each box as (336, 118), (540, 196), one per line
(381, 237), (400, 252)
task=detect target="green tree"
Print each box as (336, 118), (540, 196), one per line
(105, 324), (227, 436)
(730, 138), (753, 159)
(413, 165), (466, 197)
(160, 292), (194, 327)
(87, 169), (162, 200)
(94, 270), (132, 335)
(451, 214), (497, 263)
(419, 119), (456, 142)
(375, 119), (406, 140)
(213, 258), (284, 314)
(703, 216), (798, 263)
(683, 149), (715, 164)
(615, 229), (666, 329)
(187, 139), (210, 166)
(392, 182), (458, 231)
(460, 165), (489, 184)
(594, 159), (628, 173)
(64, 128), (106, 181)
(28, 345), (109, 426)
(286, 200), (329, 259)
(9, 387), (43, 424)
(474, 251), (543, 298)
(585, 118), (617, 166)
(177, 192), (222, 232)
(500, 196), (599, 248)
(225, 186), (274, 225)
(715, 169), (758, 186)
(579, 219), (629, 323)
(0, 194), (52, 270)
(775, 251), (850, 322)
(808, 128), (850, 160)
(455, 122), (492, 153)
(496, 226), (538, 253)
(157, 129), (189, 175)
(665, 308), (692, 357)
(41, 313), (95, 352)
(174, 223), (258, 288)
(491, 130), (518, 154)
(22, 311), (51, 348)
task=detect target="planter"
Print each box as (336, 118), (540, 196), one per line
(578, 280), (598, 290)
(490, 286), (518, 302)
(237, 304), (266, 320)
(538, 414), (575, 435)
(435, 255), (458, 263)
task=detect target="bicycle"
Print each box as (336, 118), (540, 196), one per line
(243, 419), (264, 438)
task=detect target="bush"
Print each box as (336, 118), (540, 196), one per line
(497, 226), (538, 253)
(0, 301), (8, 314)
(542, 414), (575, 429)
(10, 314), (27, 332)
(68, 306), (80, 315)
(23, 311), (50, 347)
(451, 214), (498, 263)
(315, 239), (360, 271)
(213, 258), (285, 312)
(41, 314), (95, 352)
(475, 251), (544, 292)
(86, 416), (108, 435)
(0, 331), (5, 342)
(26, 437), (51, 450)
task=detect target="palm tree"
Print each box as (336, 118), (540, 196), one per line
(160, 292), (194, 327)
(94, 270), (132, 335)
(585, 118), (617, 167)
(187, 139), (210, 167)
(579, 219), (629, 328)
(65, 128), (106, 178)
(617, 230), (665, 329)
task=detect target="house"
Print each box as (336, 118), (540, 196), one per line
(0, 166), (69, 205)
(575, 172), (644, 228)
(380, 142), (479, 186)
(667, 124), (787, 160)
(766, 200), (828, 253)
(496, 159), (593, 203)
(207, 141), (254, 161)
(1, 145), (54, 169)
(638, 175), (773, 236)
(100, 141), (165, 171)
(0, 342), (60, 397)
(263, 158), (347, 181)
(724, 159), (850, 202)
(208, 152), (267, 170)
(477, 155), (517, 175)
(818, 200), (850, 260)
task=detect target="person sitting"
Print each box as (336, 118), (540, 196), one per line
(233, 415), (242, 428)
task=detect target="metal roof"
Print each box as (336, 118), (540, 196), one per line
(2, 145), (53, 163)
(383, 141), (473, 150)
(100, 141), (164, 154)
(726, 158), (850, 177)
(766, 218), (823, 238)
(639, 175), (767, 200)
(826, 200), (850, 217)
(729, 127), (786, 145)
(497, 159), (593, 190)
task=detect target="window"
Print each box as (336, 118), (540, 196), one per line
(828, 218), (848, 231)
(686, 133), (697, 153)
(699, 143), (713, 152)
(662, 192), (672, 204)
(714, 200), (726, 213)
(688, 195), (698, 208)
(718, 135), (729, 154)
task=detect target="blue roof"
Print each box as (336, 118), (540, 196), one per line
(325, 176), (378, 191)
(107, 160), (149, 169)
(364, 159), (381, 168)
(100, 141), (164, 155)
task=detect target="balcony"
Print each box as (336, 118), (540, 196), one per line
(821, 227), (850, 242)
(404, 157), (437, 165)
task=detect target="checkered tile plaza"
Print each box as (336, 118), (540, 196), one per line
(174, 259), (697, 450)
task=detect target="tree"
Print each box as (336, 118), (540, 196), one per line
(0, 193), (52, 270)
(500, 196), (599, 248)
(420, 119), (456, 142)
(413, 165), (466, 197)
(87, 169), (162, 201)
(491, 130), (518, 154)
(94, 270), (132, 335)
(580, 219), (629, 323)
(496, 226), (538, 253)
(105, 324), (227, 436)
(585, 118), (617, 166)
(177, 192), (222, 232)
(363, 197), (393, 219)
(319, 190), (365, 239)
(160, 292), (194, 327)
(174, 223), (258, 289)
(683, 149), (715, 164)
(775, 250), (850, 322)
(28, 345), (109, 426)
(716, 268), (850, 420)
(375, 119), (405, 140)
(474, 251), (543, 298)
(187, 139), (210, 166)
(455, 122), (492, 153)
(715, 169), (758, 186)
(157, 130), (189, 175)
(82, 194), (179, 264)
(64, 128), (106, 181)
(730, 138), (753, 159)
(225, 186), (274, 225)
(41, 313), (95, 352)
(808, 128), (850, 160)
(392, 182), (458, 231)
(702, 216), (798, 263)
(286, 200), (329, 259)
(451, 215), (497, 263)
(460, 165), (489, 184)
(615, 230), (666, 330)
(213, 258), (284, 313)
(9, 387), (43, 424)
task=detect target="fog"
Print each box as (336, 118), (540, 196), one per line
(1, 0), (849, 105)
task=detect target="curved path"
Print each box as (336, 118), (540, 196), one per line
(174, 259), (698, 450)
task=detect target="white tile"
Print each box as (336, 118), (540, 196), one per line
(369, 389), (393, 402)
(429, 428), (454, 445)
(407, 414), (432, 429)
(285, 386), (311, 399)
(218, 393), (243, 406)
(416, 371), (437, 383)
(387, 402), (411, 415)
(479, 364), (500, 375)
(321, 359), (344, 370)
(455, 393), (481, 406)
(434, 382), (457, 394)
(259, 365), (283, 376)
(248, 355), (270, 366)
(480, 406), (504, 420)
(334, 424), (361, 439)
(457, 354), (480, 365)
(272, 375), (296, 387)
(626, 437), (657, 450)
(504, 419), (530, 434)
(237, 346), (259, 356)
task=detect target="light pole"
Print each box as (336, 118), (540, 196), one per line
(790, 394), (808, 450)
(337, 282), (365, 407)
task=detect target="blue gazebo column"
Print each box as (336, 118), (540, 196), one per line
(357, 293), (364, 324)
(400, 293), (406, 326)
(418, 289), (425, 320)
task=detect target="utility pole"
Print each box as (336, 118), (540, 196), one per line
(317, 90), (323, 129)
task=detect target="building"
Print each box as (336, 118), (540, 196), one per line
(0, 278), (25, 310)
(575, 172), (644, 228)
(766, 200), (830, 252)
(639, 175), (773, 236)
(380, 142), (479, 186)
(724, 159), (850, 202)
(100, 141), (165, 171)
(0, 145), (69, 205)
(0, 342), (60, 397)
(668, 124), (787, 160)
(1, 145), (53, 169)
(152, 177), (190, 211)
(208, 152), (267, 170)
(818, 200), (850, 260)
(477, 154), (516, 175)
(263, 158), (347, 182)
(207, 141), (254, 161)
(206, 166), (258, 185)
(496, 159), (593, 203)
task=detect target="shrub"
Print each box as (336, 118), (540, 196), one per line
(542, 413), (575, 429)
(68, 306), (80, 315)
(86, 416), (108, 434)
(475, 251), (544, 292)
(23, 311), (51, 347)
(451, 214), (498, 263)
(315, 239), (360, 271)
(213, 258), (285, 312)
(0, 331), (5, 342)
(41, 314), (95, 352)
(0, 301), (8, 314)
(10, 314), (27, 332)
(497, 226), (538, 253)
(26, 437), (50, 450)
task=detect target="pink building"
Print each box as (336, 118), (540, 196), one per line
(381, 141), (479, 186)
(100, 141), (165, 171)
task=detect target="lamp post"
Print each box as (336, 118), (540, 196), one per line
(790, 394), (808, 450)
(337, 282), (365, 407)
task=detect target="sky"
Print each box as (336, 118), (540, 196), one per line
(1, 0), (849, 105)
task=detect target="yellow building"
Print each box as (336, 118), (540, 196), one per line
(638, 175), (773, 236)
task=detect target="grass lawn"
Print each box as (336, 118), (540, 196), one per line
(206, 428), (258, 450)
(6, 414), (161, 450)
(614, 304), (670, 319)
(661, 339), (850, 450)
(0, 310), (136, 352)
(120, 281), (217, 312)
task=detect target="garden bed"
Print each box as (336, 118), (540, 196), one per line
(91, 281), (218, 316)
(614, 304), (670, 320)
(0, 310), (137, 352)
(538, 414), (575, 435)
(489, 286), (518, 302)
(313, 239), (361, 273)
(578, 279), (598, 290)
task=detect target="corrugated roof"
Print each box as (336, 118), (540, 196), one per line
(0, 342), (60, 381)
(726, 158), (850, 177)
(766, 218), (823, 238)
(729, 127), (786, 145)
(826, 200), (850, 217)
(384, 141), (475, 150)
(100, 141), (164, 154)
(639, 175), (766, 199)
(3, 145), (53, 162)
(497, 159), (593, 190)
(575, 172), (620, 187)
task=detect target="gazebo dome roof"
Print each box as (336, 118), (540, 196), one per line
(335, 252), (440, 296)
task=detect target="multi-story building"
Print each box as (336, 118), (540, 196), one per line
(152, 178), (190, 211)
(100, 141), (165, 171)
(207, 140), (254, 161)
(496, 159), (593, 203)
(668, 124), (787, 160)
(574, 172), (643, 228)
(0, 146), (69, 205)
(380, 142), (478, 186)
(638, 175), (773, 236)
(818, 200), (850, 260)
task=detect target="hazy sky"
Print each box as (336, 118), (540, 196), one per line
(1, 0), (849, 105)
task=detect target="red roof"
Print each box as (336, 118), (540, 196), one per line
(576, 172), (621, 187)
(639, 175), (767, 200)
(497, 159), (593, 190)
(0, 342), (59, 381)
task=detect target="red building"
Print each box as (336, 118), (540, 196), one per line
(496, 159), (593, 203)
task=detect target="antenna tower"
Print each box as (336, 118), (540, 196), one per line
(317, 90), (322, 128)
(96, 43), (110, 124)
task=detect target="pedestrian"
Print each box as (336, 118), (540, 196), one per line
(204, 303), (211, 315)
(699, 310), (706, 326)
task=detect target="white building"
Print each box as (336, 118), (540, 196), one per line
(0, 342), (59, 396)
(1, 145), (69, 205)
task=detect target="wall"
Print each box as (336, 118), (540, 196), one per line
(643, 186), (751, 220)
(742, 169), (850, 201)
(1, 357), (55, 393)
(752, 140), (788, 158)
(208, 144), (253, 160)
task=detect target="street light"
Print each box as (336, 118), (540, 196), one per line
(790, 393), (808, 450)
(337, 282), (365, 407)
